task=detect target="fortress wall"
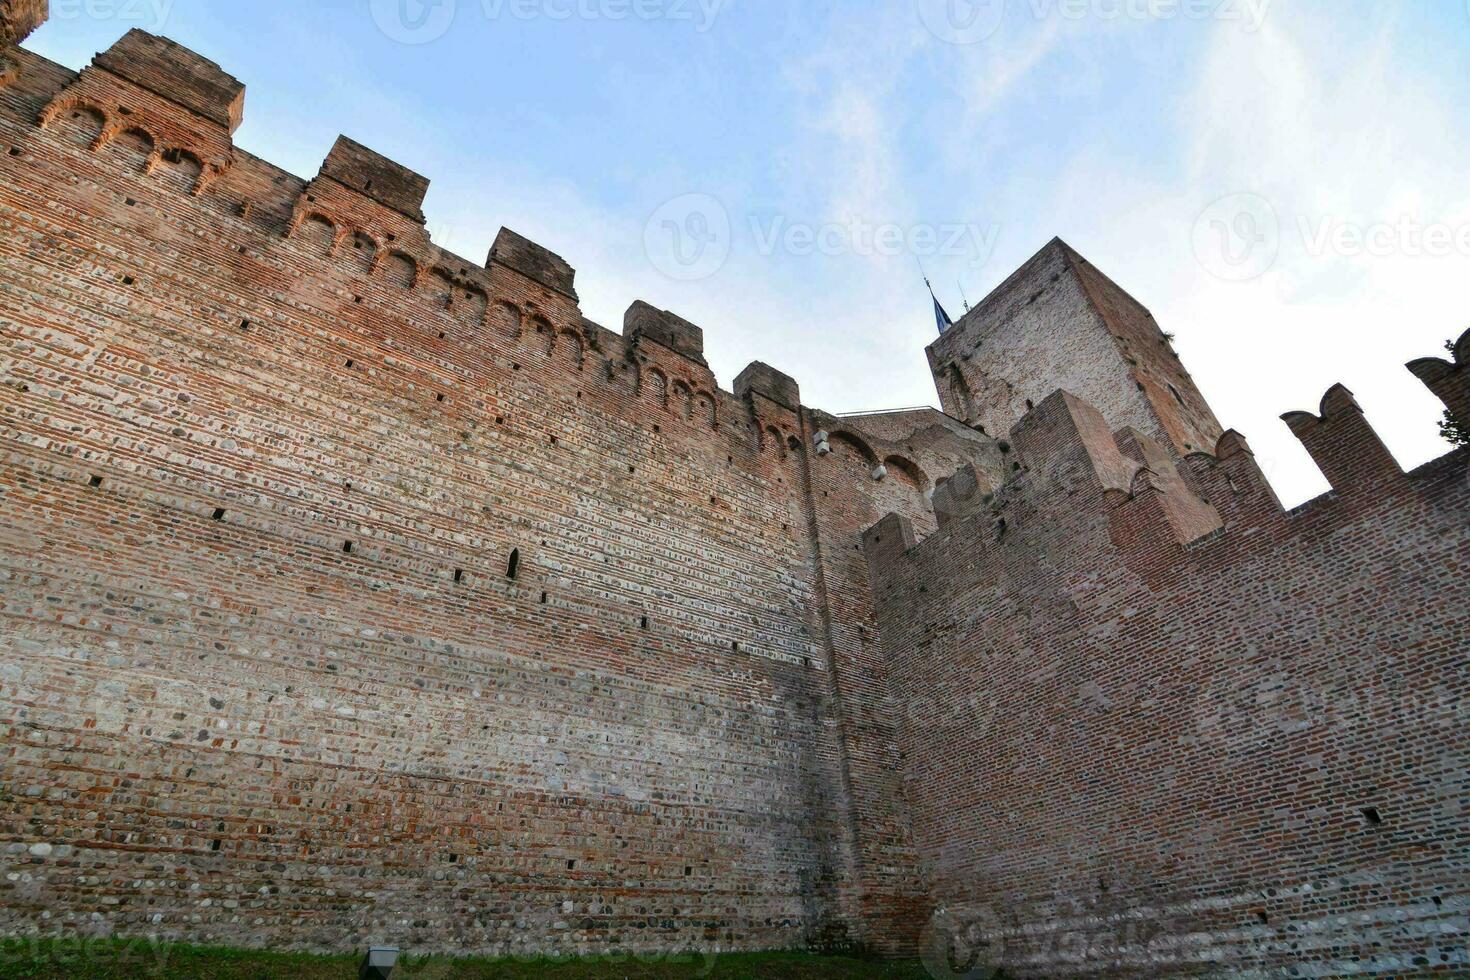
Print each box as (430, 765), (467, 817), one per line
(863, 387), (1470, 977)
(0, 38), (979, 956)
(7, 19), (1463, 974)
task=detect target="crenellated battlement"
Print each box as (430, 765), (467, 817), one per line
(93, 29), (243, 132)
(318, 134), (428, 222)
(2, 25), (1014, 492)
(867, 330), (1464, 583)
(2, 19), (1466, 975)
(34, 31), (241, 193)
(1407, 325), (1470, 434)
(490, 226), (578, 300)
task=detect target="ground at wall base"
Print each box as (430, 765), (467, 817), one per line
(2, 940), (934, 979)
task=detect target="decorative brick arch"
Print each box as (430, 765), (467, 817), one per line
(883, 454), (929, 492)
(642, 366), (669, 408)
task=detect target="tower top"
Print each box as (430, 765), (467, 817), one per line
(926, 237), (1223, 455)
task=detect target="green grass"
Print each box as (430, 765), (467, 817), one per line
(0, 939), (933, 979)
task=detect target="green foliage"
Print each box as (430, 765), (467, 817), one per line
(0, 939), (931, 980)
(1443, 410), (1469, 449)
(1442, 339), (1467, 448)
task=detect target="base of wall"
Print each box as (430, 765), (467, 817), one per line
(0, 937), (928, 979)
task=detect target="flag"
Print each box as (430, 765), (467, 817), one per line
(927, 279), (954, 335)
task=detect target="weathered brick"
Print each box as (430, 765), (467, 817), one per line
(1, 20), (1465, 978)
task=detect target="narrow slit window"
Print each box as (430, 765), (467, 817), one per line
(345, 359), (354, 369)
(212, 508), (226, 522)
(342, 541), (354, 554)
(640, 616), (649, 630)
(1361, 807), (1382, 827)
(506, 549), (520, 580)
(89, 475), (104, 489)
(453, 569), (464, 584)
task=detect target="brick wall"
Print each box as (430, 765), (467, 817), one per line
(2, 21), (1465, 976)
(864, 380), (1469, 975)
(0, 35), (982, 957)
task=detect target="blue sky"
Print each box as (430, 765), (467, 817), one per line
(26, 0), (1470, 504)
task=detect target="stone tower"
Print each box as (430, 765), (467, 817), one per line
(927, 237), (1224, 455)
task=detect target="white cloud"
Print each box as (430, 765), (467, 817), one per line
(1166, 7), (1468, 502)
